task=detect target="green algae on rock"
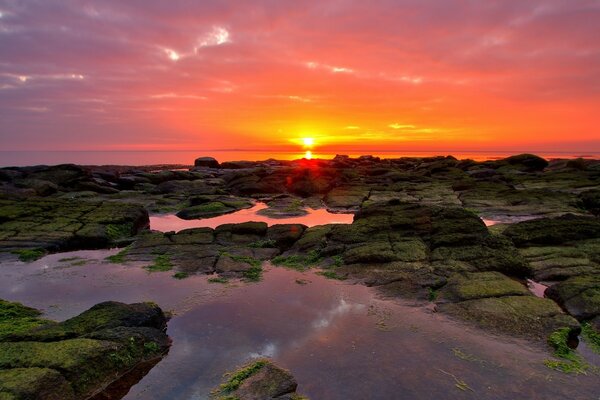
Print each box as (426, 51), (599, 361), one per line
(0, 300), (170, 400)
(212, 359), (307, 400)
(0, 198), (149, 256)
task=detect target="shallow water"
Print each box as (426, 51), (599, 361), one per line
(149, 202), (354, 231)
(1, 251), (598, 400)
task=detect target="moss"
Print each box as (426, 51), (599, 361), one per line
(106, 222), (133, 240)
(428, 287), (438, 302)
(0, 368), (75, 400)
(439, 272), (530, 302)
(105, 247), (129, 263)
(242, 264), (263, 282)
(544, 328), (590, 374)
(145, 254), (173, 272)
(333, 255), (343, 267)
(0, 299), (49, 340)
(581, 322), (600, 354)
(11, 249), (46, 262)
(195, 202), (229, 212)
(272, 250), (322, 270)
(143, 341), (161, 355)
(318, 270), (346, 280)
(172, 272), (189, 280)
(219, 359), (267, 394)
(343, 241), (396, 264)
(247, 239), (276, 248)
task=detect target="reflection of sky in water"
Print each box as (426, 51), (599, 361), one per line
(0, 251), (598, 400)
(149, 202), (354, 232)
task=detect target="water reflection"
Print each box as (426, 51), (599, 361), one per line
(0, 252), (598, 400)
(150, 202), (354, 232)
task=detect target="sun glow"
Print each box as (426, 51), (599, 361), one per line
(302, 137), (315, 147)
(304, 150), (313, 159)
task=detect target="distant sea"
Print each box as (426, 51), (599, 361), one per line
(1, 150), (599, 167)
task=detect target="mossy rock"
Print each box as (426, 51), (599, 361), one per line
(266, 224), (306, 250)
(546, 275), (600, 320)
(0, 198), (149, 253)
(212, 359), (306, 400)
(8, 301), (167, 342)
(503, 214), (600, 247)
(177, 200), (245, 220)
(343, 241), (396, 264)
(0, 300), (170, 400)
(438, 295), (580, 340)
(0, 367), (74, 400)
(437, 272), (530, 303)
(0, 300), (50, 341)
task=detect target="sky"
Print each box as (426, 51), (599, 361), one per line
(0, 0), (599, 154)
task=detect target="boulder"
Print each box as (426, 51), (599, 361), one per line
(194, 157), (220, 168)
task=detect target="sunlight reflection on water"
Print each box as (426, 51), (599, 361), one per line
(149, 202), (354, 232)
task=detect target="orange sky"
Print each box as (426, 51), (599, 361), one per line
(0, 1), (599, 153)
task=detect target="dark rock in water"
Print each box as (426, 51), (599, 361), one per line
(194, 156), (220, 168)
(0, 299), (170, 400)
(176, 196), (253, 219)
(257, 195), (309, 218)
(212, 359), (305, 400)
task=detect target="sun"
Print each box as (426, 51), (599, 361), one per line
(302, 137), (315, 147)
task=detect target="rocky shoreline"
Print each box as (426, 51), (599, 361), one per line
(1, 153), (599, 397)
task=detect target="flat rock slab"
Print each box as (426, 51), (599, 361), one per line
(0, 198), (149, 255)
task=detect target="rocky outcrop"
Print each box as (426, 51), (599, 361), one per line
(0, 299), (170, 400)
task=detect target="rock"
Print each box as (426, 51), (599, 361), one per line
(500, 153), (549, 171)
(324, 186), (369, 210)
(580, 189), (600, 215)
(257, 196), (308, 218)
(546, 275), (600, 321)
(177, 197), (253, 219)
(212, 359), (304, 400)
(0, 198), (149, 254)
(438, 295), (580, 341)
(267, 224), (306, 250)
(0, 300), (170, 400)
(194, 157), (220, 168)
(0, 367), (75, 400)
(437, 271), (530, 303)
(503, 214), (600, 247)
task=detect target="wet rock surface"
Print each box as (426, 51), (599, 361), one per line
(1, 154), (599, 344)
(0, 299), (170, 400)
